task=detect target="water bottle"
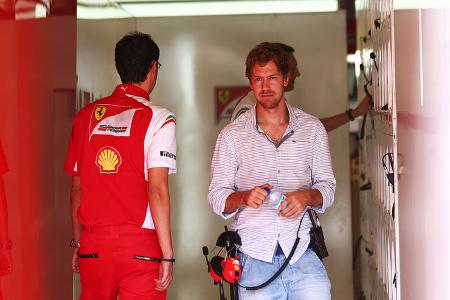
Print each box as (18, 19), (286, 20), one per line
(263, 188), (287, 209)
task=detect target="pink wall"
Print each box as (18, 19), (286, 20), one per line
(0, 16), (76, 300)
(395, 8), (450, 300)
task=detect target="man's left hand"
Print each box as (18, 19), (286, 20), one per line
(278, 191), (308, 219)
(155, 260), (173, 291)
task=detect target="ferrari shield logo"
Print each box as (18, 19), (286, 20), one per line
(218, 90), (230, 105)
(95, 106), (107, 121)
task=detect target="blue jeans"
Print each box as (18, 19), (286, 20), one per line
(238, 248), (331, 300)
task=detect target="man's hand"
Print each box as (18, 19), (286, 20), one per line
(0, 247), (12, 276)
(155, 261), (173, 291)
(278, 190), (309, 219)
(242, 184), (272, 208)
(72, 248), (80, 273)
(353, 95), (372, 118)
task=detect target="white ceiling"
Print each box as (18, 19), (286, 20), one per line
(77, 0), (339, 19)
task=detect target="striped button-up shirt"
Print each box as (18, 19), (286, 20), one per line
(208, 101), (336, 264)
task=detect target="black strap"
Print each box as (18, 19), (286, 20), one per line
(78, 253), (99, 258)
(239, 209), (310, 291)
(307, 209), (318, 228)
(219, 281), (226, 300)
(242, 238), (300, 291)
(134, 255), (175, 262)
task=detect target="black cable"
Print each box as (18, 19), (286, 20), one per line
(382, 153), (395, 193)
(360, 113), (368, 140)
(374, 18), (381, 29)
(359, 63), (374, 140)
(352, 235), (363, 270)
(359, 181), (372, 191)
(238, 210), (309, 291)
(219, 281), (227, 300)
(359, 63), (371, 84)
(370, 52), (379, 71)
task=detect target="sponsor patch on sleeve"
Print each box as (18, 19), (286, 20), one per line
(160, 151), (176, 161)
(161, 115), (176, 128)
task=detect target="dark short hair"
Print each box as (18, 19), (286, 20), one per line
(274, 43), (295, 54)
(115, 31), (160, 84)
(245, 42), (290, 78)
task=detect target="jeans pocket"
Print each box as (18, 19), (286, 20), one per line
(238, 253), (248, 269)
(238, 253), (254, 283)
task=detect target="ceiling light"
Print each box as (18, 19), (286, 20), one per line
(394, 0), (450, 10)
(78, 0), (338, 19)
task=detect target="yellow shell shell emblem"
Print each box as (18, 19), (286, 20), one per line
(96, 146), (122, 173)
(95, 106), (107, 121)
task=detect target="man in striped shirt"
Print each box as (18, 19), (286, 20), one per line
(208, 42), (336, 299)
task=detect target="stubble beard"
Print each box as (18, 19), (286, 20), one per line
(257, 93), (283, 110)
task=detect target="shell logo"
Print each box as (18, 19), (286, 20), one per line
(95, 146), (122, 174)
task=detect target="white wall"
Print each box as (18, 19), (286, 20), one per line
(77, 12), (352, 299)
(395, 8), (450, 300)
(77, 19), (136, 97)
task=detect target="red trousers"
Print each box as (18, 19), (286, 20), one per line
(78, 225), (165, 300)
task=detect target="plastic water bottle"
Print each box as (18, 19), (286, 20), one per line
(263, 188), (287, 209)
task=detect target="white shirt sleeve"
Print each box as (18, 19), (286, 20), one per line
(147, 122), (176, 174)
(208, 128), (239, 219)
(145, 109), (177, 177)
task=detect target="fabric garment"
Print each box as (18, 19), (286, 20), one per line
(65, 84), (176, 300)
(78, 225), (165, 300)
(238, 248), (331, 299)
(0, 139), (8, 175)
(65, 84), (176, 229)
(230, 91), (256, 121)
(209, 101), (336, 264)
(0, 140), (8, 300)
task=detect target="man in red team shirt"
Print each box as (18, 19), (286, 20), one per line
(65, 32), (176, 300)
(0, 138), (12, 300)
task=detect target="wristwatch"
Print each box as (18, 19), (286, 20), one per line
(346, 109), (355, 121)
(70, 239), (80, 249)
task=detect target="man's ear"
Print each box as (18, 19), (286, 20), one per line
(283, 75), (289, 87)
(249, 79), (254, 91)
(149, 61), (157, 76)
(146, 61), (158, 82)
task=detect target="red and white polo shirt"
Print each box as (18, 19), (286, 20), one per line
(0, 139), (8, 175)
(64, 84), (176, 229)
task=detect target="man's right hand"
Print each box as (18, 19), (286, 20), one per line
(72, 248), (80, 273)
(242, 184), (272, 208)
(353, 95), (372, 117)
